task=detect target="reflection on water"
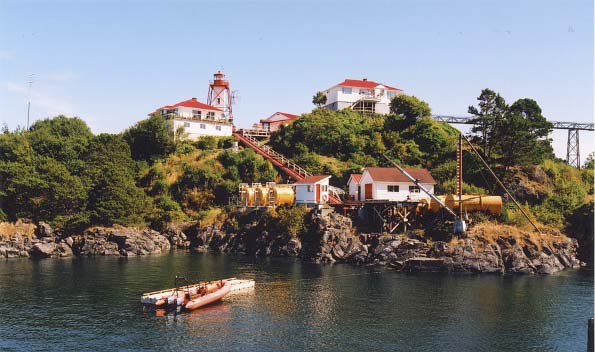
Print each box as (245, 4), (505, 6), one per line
(0, 252), (592, 352)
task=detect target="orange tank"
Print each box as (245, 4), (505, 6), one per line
(428, 195), (502, 215)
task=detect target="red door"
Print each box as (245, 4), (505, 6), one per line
(316, 184), (321, 203)
(365, 184), (373, 200)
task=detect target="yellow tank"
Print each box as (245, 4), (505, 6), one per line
(270, 185), (295, 206)
(428, 195), (502, 215)
(239, 184), (255, 206)
(254, 184), (271, 207)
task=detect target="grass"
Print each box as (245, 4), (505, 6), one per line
(0, 220), (36, 241)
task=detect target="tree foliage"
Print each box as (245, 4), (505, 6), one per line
(312, 91), (327, 107)
(122, 114), (174, 162)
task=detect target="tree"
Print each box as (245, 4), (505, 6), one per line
(389, 94), (431, 124)
(122, 114), (174, 162)
(468, 88), (508, 159)
(312, 91), (327, 108)
(494, 98), (553, 168)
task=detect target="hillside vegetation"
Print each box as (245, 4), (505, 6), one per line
(0, 89), (592, 236)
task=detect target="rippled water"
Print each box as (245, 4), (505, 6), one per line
(0, 251), (592, 351)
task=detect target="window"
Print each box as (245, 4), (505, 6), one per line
(200, 124), (206, 129)
(215, 125), (221, 131)
(217, 98), (221, 104)
(359, 89), (369, 95)
(387, 91), (397, 99)
(341, 87), (352, 94)
(321, 185), (328, 192)
(387, 185), (399, 192)
(192, 110), (201, 119)
(307, 185), (313, 192)
(409, 186), (420, 193)
(207, 111), (215, 119)
(183, 122), (190, 128)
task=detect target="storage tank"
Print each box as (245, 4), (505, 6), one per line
(270, 185), (295, 206)
(239, 183), (255, 206)
(254, 184), (271, 207)
(428, 195), (502, 215)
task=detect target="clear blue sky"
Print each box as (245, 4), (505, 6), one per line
(1, 0), (593, 160)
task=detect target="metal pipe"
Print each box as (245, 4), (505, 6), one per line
(460, 133), (542, 233)
(383, 154), (458, 218)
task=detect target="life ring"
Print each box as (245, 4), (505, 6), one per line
(321, 194), (329, 202)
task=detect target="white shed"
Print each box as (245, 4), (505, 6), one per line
(353, 167), (436, 202)
(347, 174), (362, 201)
(295, 175), (331, 207)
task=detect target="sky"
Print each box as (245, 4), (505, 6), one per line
(1, 0), (593, 162)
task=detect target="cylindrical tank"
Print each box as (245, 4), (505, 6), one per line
(239, 184), (255, 206)
(254, 184), (271, 206)
(271, 185), (295, 206)
(428, 195), (502, 215)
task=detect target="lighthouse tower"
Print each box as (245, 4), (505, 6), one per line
(207, 70), (233, 123)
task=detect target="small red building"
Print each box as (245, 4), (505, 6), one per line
(259, 112), (300, 132)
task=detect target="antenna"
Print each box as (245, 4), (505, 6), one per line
(26, 73), (35, 129)
(232, 90), (240, 104)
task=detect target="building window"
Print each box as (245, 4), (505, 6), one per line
(183, 122), (190, 128)
(409, 186), (420, 193)
(200, 124), (206, 129)
(307, 185), (313, 192)
(192, 110), (201, 119)
(215, 125), (221, 131)
(387, 185), (399, 192)
(387, 91), (397, 99)
(359, 89), (369, 95)
(342, 87), (352, 94)
(207, 111), (215, 119)
(217, 98), (221, 104)
(321, 185), (328, 192)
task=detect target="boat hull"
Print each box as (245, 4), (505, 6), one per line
(185, 281), (231, 311)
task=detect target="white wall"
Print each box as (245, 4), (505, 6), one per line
(348, 178), (359, 200)
(295, 179), (330, 205)
(359, 170), (434, 201)
(174, 106), (225, 121)
(169, 119), (232, 140)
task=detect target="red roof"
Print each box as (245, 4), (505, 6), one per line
(337, 79), (402, 91)
(365, 167), (435, 184)
(160, 98), (222, 112)
(260, 112), (300, 123)
(348, 174), (362, 184)
(295, 175), (331, 184)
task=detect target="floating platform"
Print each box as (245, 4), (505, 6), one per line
(141, 278), (255, 306)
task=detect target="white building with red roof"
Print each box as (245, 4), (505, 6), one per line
(322, 78), (403, 114)
(155, 97), (232, 139)
(295, 175), (331, 207)
(259, 112), (300, 132)
(348, 167), (435, 202)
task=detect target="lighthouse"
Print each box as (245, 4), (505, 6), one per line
(207, 70), (233, 123)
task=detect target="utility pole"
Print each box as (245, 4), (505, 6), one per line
(26, 74), (35, 129)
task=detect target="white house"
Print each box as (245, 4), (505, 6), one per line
(260, 112), (300, 132)
(155, 97), (233, 140)
(347, 167), (435, 202)
(322, 78), (403, 114)
(295, 175), (331, 207)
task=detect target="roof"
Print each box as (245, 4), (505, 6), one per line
(348, 174), (362, 184)
(295, 175), (331, 184)
(260, 112), (300, 123)
(336, 79), (402, 91)
(364, 167), (436, 184)
(160, 98), (222, 112)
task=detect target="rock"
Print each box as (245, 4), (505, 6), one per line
(30, 243), (57, 258)
(35, 222), (54, 238)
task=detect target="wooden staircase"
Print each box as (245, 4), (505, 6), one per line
(233, 130), (342, 204)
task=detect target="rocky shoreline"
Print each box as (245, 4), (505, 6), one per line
(0, 212), (586, 274)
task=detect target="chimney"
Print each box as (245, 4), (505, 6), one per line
(191, 97), (197, 101)
(363, 78), (367, 81)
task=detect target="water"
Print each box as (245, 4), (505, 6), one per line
(0, 251), (592, 352)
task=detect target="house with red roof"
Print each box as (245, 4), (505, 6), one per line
(259, 112), (300, 132)
(348, 167), (435, 202)
(154, 97), (232, 140)
(322, 78), (403, 114)
(295, 175), (331, 207)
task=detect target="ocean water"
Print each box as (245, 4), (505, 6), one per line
(0, 251), (592, 352)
